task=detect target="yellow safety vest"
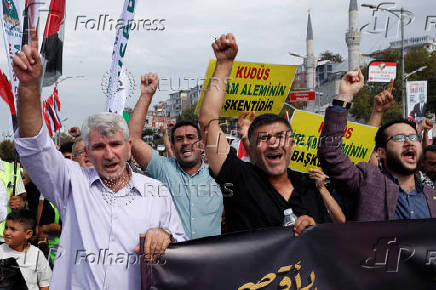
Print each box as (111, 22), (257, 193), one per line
(0, 160), (21, 237)
(48, 202), (60, 264)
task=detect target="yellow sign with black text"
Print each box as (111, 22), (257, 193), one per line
(289, 110), (377, 173)
(195, 60), (298, 117)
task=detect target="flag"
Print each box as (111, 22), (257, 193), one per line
(0, 70), (16, 116)
(106, 0), (138, 114)
(0, 70), (17, 131)
(22, 0), (40, 47)
(53, 84), (60, 110)
(42, 100), (54, 137)
(1, 0), (23, 122)
(46, 93), (62, 131)
(40, 0), (65, 87)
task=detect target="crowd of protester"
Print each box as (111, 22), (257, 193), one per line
(0, 30), (435, 289)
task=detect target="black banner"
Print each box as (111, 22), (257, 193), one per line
(142, 219), (436, 289)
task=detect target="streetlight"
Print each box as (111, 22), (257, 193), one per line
(288, 52), (305, 59)
(405, 65), (427, 80)
(56, 75), (85, 85)
(361, 2), (414, 118)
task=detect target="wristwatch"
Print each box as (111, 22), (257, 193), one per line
(332, 99), (352, 109)
(161, 228), (175, 242)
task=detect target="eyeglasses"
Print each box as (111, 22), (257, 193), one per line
(386, 134), (422, 143)
(257, 131), (293, 145)
(72, 150), (85, 158)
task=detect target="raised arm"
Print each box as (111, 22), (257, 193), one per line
(198, 33), (238, 175)
(419, 118), (433, 149)
(309, 169), (346, 223)
(367, 79), (394, 127)
(13, 28), (71, 210)
(318, 69), (365, 194)
(237, 111), (255, 154)
(160, 124), (175, 158)
(13, 28), (43, 137)
(129, 73), (158, 170)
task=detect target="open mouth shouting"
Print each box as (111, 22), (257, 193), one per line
(181, 146), (194, 157)
(401, 148), (416, 164)
(265, 150), (284, 164)
(104, 160), (120, 173)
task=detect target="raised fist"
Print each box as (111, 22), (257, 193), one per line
(212, 33), (238, 63)
(69, 127), (81, 137)
(140, 73), (159, 98)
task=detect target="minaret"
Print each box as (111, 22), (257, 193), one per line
(306, 11), (316, 111)
(306, 12), (316, 91)
(346, 0), (361, 70)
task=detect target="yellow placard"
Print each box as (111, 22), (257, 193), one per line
(195, 60), (298, 117)
(289, 110), (377, 173)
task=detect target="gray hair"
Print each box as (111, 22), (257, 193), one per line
(81, 112), (129, 149)
(72, 136), (84, 152)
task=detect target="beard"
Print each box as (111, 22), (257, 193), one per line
(385, 149), (418, 175)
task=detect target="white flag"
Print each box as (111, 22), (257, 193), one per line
(0, 0), (23, 115)
(106, 0), (137, 115)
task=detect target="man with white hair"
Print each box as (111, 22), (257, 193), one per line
(12, 29), (186, 289)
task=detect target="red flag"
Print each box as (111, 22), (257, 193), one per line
(47, 95), (62, 131)
(40, 0), (65, 87)
(0, 71), (16, 116)
(53, 85), (60, 110)
(42, 100), (54, 137)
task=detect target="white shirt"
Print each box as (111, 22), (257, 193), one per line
(15, 126), (187, 290)
(0, 243), (52, 290)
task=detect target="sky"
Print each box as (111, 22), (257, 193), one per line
(0, 0), (435, 138)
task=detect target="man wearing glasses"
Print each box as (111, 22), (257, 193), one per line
(72, 137), (93, 168)
(318, 69), (436, 221)
(198, 34), (330, 236)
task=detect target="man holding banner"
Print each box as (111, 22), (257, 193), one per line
(318, 70), (436, 221)
(199, 34), (330, 235)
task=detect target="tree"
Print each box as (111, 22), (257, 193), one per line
(319, 51), (343, 63)
(178, 101), (199, 123)
(351, 48), (435, 124)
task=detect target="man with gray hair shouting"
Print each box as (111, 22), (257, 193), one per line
(12, 28), (186, 290)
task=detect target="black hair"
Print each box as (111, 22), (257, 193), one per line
(60, 141), (74, 154)
(248, 114), (292, 143)
(423, 145), (436, 161)
(170, 120), (202, 144)
(6, 209), (36, 233)
(375, 119), (417, 149)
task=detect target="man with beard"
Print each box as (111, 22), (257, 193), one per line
(129, 73), (223, 240)
(198, 33), (330, 235)
(318, 69), (436, 220)
(422, 145), (436, 187)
